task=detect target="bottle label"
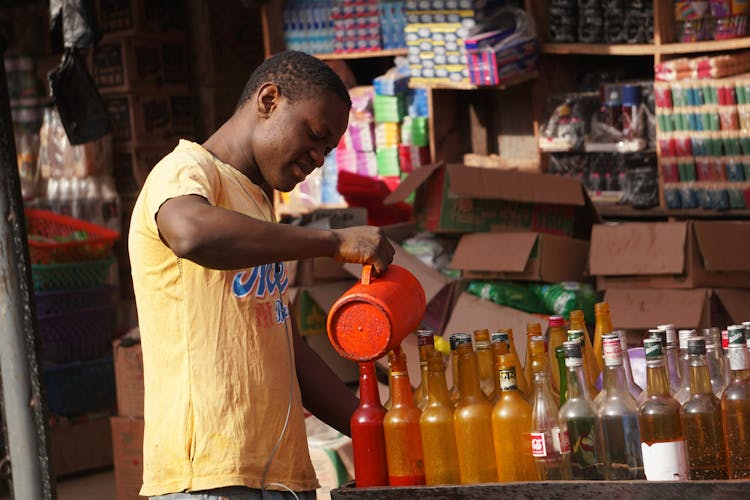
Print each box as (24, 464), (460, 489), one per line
(498, 367), (517, 391)
(641, 440), (689, 481)
(603, 337), (623, 366)
(530, 432), (547, 457)
(552, 426), (571, 454)
(728, 348), (750, 371)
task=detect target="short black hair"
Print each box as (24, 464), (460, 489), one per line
(236, 51), (351, 110)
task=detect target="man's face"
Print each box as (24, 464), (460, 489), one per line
(253, 89), (349, 192)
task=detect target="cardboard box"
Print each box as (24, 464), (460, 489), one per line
(93, 35), (188, 92)
(449, 232), (589, 282)
(590, 221), (750, 289)
(95, 0), (187, 35)
(50, 414), (113, 477)
(113, 142), (174, 193)
(113, 338), (144, 418)
(110, 416), (145, 500)
(604, 288), (750, 331)
(103, 91), (194, 144)
(385, 163), (600, 239)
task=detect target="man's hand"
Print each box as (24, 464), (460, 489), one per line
(331, 226), (395, 274)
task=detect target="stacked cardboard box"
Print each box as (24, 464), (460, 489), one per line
(111, 334), (145, 500)
(589, 220), (750, 339)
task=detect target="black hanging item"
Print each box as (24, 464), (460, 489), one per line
(48, 49), (112, 145)
(49, 0), (101, 53)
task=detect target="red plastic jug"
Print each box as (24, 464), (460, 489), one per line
(327, 265), (426, 361)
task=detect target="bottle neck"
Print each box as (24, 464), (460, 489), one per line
(679, 349), (691, 390)
(621, 348), (638, 387)
(458, 348), (484, 399)
(688, 354), (713, 396)
(358, 363), (382, 406)
(595, 310), (612, 333)
(426, 364), (452, 406)
(533, 369), (555, 400)
(566, 363), (590, 400)
(646, 358), (671, 396)
(450, 350), (459, 386)
(603, 361), (629, 395)
(666, 347), (680, 380)
(390, 368), (414, 406)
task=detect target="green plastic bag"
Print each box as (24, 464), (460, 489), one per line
(467, 281), (547, 315)
(531, 282), (600, 324)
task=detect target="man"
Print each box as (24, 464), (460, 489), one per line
(128, 51), (395, 499)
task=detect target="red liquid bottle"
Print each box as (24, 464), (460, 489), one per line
(351, 361), (389, 487)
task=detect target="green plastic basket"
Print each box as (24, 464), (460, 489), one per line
(31, 259), (114, 292)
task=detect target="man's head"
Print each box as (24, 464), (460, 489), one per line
(234, 51), (351, 192)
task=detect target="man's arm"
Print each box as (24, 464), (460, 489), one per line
(291, 313), (358, 436)
(156, 195), (394, 272)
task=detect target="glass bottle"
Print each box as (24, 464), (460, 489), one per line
(674, 329), (696, 405)
(617, 330), (643, 400)
(490, 331), (510, 404)
(548, 316), (567, 393)
(722, 329), (732, 388)
(556, 345), (568, 408)
(703, 327), (727, 398)
(570, 309), (600, 385)
(351, 361), (389, 487)
(680, 336), (728, 480)
(501, 328), (530, 399)
(567, 329), (600, 400)
(448, 334), (461, 404)
(721, 324), (750, 479)
(529, 335), (572, 480)
(639, 328), (677, 403)
(474, 329), (496, 401)
(492, 353), (539, 482)
(593, 302), (613, 374)
(559, 341), (603, 480)
(419, 349), (460, 485)
(525, 322), (543, 391)
(657, 324), (683, 394)
(414, 329), (435, 411)
(598, 333), (645, 480)
(383, 348), (426, 485)
(453, 333), (497, 484)
(638, 337), (689, 481)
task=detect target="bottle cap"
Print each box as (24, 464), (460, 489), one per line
(687, 337), (706, 355)
(563, 341), (583, 366)
(417, 329), (435, 347)
(678, 329), (696, 350)
(567, 329), (585, 342)
(622, 84), (642, 106)
(649, 328), (667, 348)
(491, 331), (510, 346)
(449, 333), (461, 351)
(602, 333), (623, 366)
(473, 329), (490, 347)
(453, 333), (473, 346)
(728, 325), (746, 347)
(658, 324), (678, 348)
(549, 315), (565, 328)
(644, 337), (663, 359)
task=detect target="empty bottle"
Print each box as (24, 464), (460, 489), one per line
(525, 322), (543, 390)
(703, 327), (727, 398)
(351, 361), (389, 487)
(414, 329), (435, 411)
(674, 329), (697, 405)
(657, 324), (683, 394)
(722, 324), (750, 479)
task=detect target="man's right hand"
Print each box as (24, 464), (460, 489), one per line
(331, 226), (395, 275)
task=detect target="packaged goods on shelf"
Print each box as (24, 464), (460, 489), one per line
(674, 0), (750, 42)
(379, 0), (407, 49)
(94, 0), (187, 35)
(374, 93), (407, 122)
(406, 23), (472, 84)
(464, 34), (538, 87)
(407, 87), (429, 117)
(398, 144), (430, 173)
(376, 146), (401, 176)
(283, 0), (335, 54)
(332, 0), (382, 53)
(655, 52), (750, 82)
(375, 122), (401, 148)
(401, 116), (429, 146)
(547, 0), (653, 44)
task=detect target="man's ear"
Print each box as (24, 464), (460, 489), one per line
(256, 83), (280, 117)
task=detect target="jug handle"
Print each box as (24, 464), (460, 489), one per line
(361, 264), (372, 286)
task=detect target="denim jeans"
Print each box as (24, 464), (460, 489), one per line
(151, 486), (317, 500)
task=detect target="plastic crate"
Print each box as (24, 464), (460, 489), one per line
(25, 209), (118, 264)
(44, 357), (115, 416)
(34, 286), (118, 316)
(31, 258), (114, 292)
(38, 305), (116, 364)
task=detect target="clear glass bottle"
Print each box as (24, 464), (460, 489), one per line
(570, 309), (600, 385)
(593, 302), (613, 374)
(722, 324), (750, 479)
(453, 333), (497, 484)
(680, 336), (728, 480)
(383, 348), (426, 485)
(598, 333), (645, 480)
(597, 330), (642, 408)
(703, 327), (727, 398)
(548, 316), (567, 393)
(657, 324), (683, 394)
(351, 361), (389, 487)
(722, 329), (732, 388)
(529, 335), (572, 480)
(638, 337), (689, 481)
(525, 322), (543, 392)
(420, 350), (460, 485)
(502, 328), (530, 399)
(448, 333), (461, 404)
(492, 353), (539, 482)
(474, 329), (496, 401)
(567, 329), (600, 400)
(556, 345), (568, 408)
(559, 341), (603, 480)
(674, 329), (697, 405)
(414, 329), (435, 411)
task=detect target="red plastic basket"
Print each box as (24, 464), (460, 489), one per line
(25, 209), (119, 264)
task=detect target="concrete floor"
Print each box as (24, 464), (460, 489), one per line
(0, 469), (117, 500)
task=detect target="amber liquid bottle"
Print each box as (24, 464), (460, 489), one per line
(525, 322), (543, 393)
(680, 337), (728, 480)
(448, 334), (461, 404)
(492, 353), (539, 482)
(638, 338), (689, 481)
(453, 333), (498, 484)
(383, 348), (425, 485)
(570, 309), (600, 384)
(474, 329), (496, 401)
(420, 350), (460, 485)
(414, 330), (435, 411)
(548, 316), (567, 393)
(351, 361), (389, 487)
(490, 331), (510, 404)
(593, 302), (613, 374)
(721, 324), (750, 479)
(501, 328), (530, 399)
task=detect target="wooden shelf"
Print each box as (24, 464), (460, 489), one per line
(659, 37), (750, 55)
(541, 43), (657, 56)
(596, 203), (750, 219)
(409, 71), (539, 90)
(311, 48), (407, 60)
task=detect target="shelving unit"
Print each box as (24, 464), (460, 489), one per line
(310, 48), (407, 60)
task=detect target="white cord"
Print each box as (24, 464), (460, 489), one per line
(260, 274), (299, 500)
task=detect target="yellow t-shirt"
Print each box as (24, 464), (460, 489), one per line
(128, 140), (319, 496)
